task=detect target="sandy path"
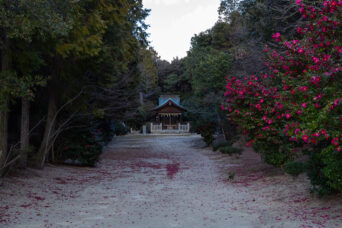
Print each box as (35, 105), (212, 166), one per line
(0, 135), (341, 228)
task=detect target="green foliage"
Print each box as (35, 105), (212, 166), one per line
(180, 46), (232, 132)
(64, 144), (102, 167)
(60, 128), (103, 167)
(321, 146), (342, 193)
(185, 47), (231, 97)
(58, 118), (127, 166)
(306, 147), (336, 197)
(197, 122), (217, 146)
(138, 48), (158, 92)
(305, 143), (342, 196)
(219, 146), (242, 156)
(0, 0), (150, 169)
(284, 161), (306, 177)
(114, 122), (130, 136)
(253, 142), (292, 167)
(213, 141), (233, 151)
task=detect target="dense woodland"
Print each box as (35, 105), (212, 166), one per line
(0, 0), (341, 196)
(0, 0), (150, 171)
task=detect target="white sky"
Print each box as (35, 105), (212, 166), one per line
(143, 0), (221, 62)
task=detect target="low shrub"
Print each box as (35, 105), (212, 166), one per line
(56, 118), (117, 166)
(220, 146), (242, 156)
(63, 143), (102, 166)
(197, 122), (217, 146)
(114, 121), (129, 136)
(253, 142), (293, 168)
(284, 161), (306, 177)
(305, 144), (342, 197)
(213, 141), (233, 151)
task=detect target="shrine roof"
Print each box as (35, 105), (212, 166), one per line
(154, 95), (186, 112)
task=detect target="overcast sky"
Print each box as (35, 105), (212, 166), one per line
(143, 0), (221, 62)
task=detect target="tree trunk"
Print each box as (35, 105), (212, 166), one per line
(0, 104), (8, 172)
(37, 54), (60, 168)
(37, 88), (57, 168)
(19, 97), (30, 168)
(0, 30), (10, 174)
(139, 92), (144, 105)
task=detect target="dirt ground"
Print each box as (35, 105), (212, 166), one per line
(0, 135), (342, 228)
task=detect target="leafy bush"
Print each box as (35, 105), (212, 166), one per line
(284, 161), (306, 177)
(113, 121), (129, 136)
(306, 148), (336, 197)
(213, 141), (233, 151)
(253, 142), (293, 168)
(57, 118), (119, 166)
(197, 122), (217, 146)
(304, 143), (342, 196)
(220, 146), (242, 156)
(63, 143), (102, 167)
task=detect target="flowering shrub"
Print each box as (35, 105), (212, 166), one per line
(61, 128), (103, 166)
(223, 0), (342, 193)
(57, 119), (119, 166)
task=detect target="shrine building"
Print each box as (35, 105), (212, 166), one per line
(150, 95), (189, 133)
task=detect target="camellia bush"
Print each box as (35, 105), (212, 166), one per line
(223, 0), (342, 194)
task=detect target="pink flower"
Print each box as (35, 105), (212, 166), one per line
(313, 57), (320, 63)
(246, 140), (255, 147)
(272, 32), (281, 42)
(313, 93), (322, 101)
(268, 119), (272, 125)
(296, 0), (301, 5)
(331, 137), (339, 146)
(333, 99), (339, 106)
(285, 113), (291, 119)
(302, 103), (307, 108)
(255, 104), (261, 110)
(300, 86), (308, 92)
(302, 135), (309, 143)
(321, 129), (327, 135)
(295, 129), (300, 135)
(220, 104), (225, 110)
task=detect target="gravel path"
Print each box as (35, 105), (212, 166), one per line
(0, 135), (341, 227)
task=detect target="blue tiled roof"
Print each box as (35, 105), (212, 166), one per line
(155, 95), (186, 110)
(159, 95), (180, 106)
